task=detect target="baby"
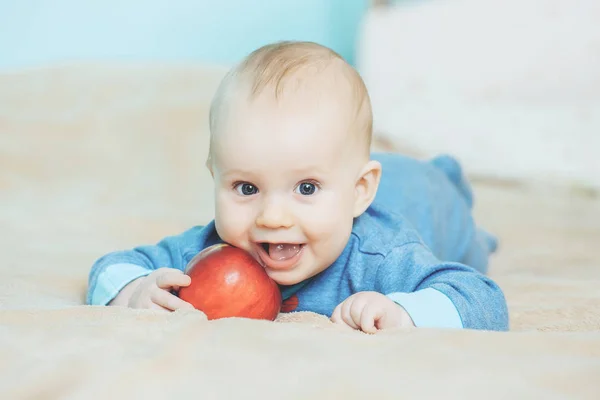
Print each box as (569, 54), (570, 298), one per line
(87, 41), (509, 332)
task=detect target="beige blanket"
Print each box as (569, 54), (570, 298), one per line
(1, 65), (599, 399)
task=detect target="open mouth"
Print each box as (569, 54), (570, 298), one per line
(256, 242), (305, 270)
(259, 243), (304, 261)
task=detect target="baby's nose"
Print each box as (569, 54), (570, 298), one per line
(255, 198), (293, 229)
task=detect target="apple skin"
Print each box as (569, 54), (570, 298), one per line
(178, 243), (282, 321)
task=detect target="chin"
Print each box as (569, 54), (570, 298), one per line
(266, 266), (319, 286)
(267, 265), (325, 287)
(265, 270), (302, 286)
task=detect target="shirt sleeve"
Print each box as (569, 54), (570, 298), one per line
(86, 224), (212, 305)
(375, 242), (509, 331)
(387, 288), (463, 329)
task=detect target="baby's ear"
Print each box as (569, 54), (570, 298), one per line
(353, 160), (382, 217)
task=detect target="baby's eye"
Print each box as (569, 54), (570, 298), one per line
(234, 182), (259, 196)
(294, 181), (319, 196)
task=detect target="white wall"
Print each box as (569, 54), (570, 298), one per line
(357, 0), (600, 188)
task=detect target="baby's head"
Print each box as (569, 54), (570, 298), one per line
(207, 41), (381, 285)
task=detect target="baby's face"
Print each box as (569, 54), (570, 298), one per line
(209, 91), (364, 285)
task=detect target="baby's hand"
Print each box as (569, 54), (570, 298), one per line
(331, 291), (414, 333)
(110, 268), (194, 311)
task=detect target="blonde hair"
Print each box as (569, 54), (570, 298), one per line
(208, 41), (372, 161)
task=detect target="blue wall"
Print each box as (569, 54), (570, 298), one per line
(0, 0), (369, 70)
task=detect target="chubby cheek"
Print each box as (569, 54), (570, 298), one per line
(214, 195), (254, 250)
(301, 194), (354, 261)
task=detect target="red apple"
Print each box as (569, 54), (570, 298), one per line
(178, 243), (282, 320)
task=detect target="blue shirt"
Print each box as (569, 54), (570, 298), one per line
(86, 153), (509, 331)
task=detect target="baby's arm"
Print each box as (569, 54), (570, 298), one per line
(86, 226), (207, 307)
(375, 242), (509, 331)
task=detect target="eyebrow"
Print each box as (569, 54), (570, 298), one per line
(218, 165), (330, 179)
(289, 166), (329, 177)
(219, 169), (256, 179)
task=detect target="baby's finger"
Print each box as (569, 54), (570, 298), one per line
(156, 270), (191, 289)
(360, 303), (381, 334)
(151, 289), (195, 311)
(147, 301), (170, 312)
(341, 298), (360, 330)
(348, 299), (367, 330)
(330, 304), (342, 323)
(331, 304), (354, 331)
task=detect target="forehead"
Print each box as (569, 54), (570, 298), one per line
(213, 90), (355, 173)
